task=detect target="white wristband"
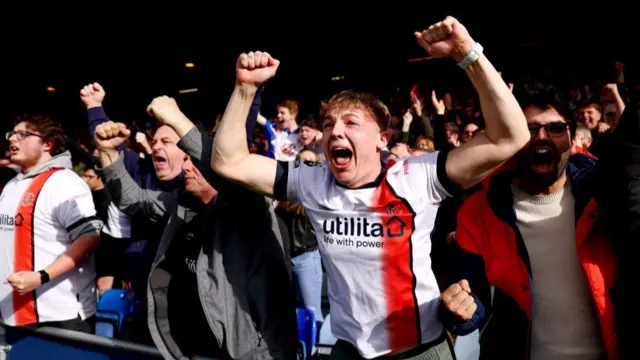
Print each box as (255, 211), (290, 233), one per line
(457, 43), (483, 70)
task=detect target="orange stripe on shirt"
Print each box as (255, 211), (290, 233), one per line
(13, 168), (62, 326)
(372, 174), (420, 351)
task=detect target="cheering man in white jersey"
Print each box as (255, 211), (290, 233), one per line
(0, 115), (102, 332)
(212, 17), (529, 359)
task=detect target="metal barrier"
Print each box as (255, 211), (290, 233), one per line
(0, 322), (162, 360)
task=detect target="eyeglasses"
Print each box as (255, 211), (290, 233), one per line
(5, 130), (43, 141)
(528, 122), (568, 137)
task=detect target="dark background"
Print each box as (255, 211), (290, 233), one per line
(2, 7), (635, 139)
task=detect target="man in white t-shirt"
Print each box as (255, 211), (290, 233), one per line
(212, 17), (529, 359)
(0, 115), (102, 332)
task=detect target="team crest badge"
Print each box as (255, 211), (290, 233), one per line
(386, 204), (397, 215)
(21, 193), (34, 207)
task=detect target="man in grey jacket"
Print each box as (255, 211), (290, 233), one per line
(94, 96), (298, 360)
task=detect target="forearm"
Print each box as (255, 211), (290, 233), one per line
(170, 114), (196, 138)
(465, 56), (528, 151)
(421, 113), (434, 138)
(212, 85), (255, 172)
(99, 155), (169, 220)
(45, 236), (100, 280)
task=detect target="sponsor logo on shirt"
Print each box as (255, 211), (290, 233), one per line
(321, 216), (407, 249)
(0, 213), (23, 230)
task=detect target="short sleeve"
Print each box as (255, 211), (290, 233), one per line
(404, 150), (459, 203)
(273, 160), (325, 202)
(49, 171), (103, 241)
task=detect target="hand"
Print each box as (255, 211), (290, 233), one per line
(603, 83), (618, 94)
(80, 83), (106, 108)
(94, 121), (131, 151)
(414, 16), (476, 62)
(597, 122), (611, 134)
(391, 143), (411, 159)
(446, 231), (456, 244)
(6, 271), (41, 295)
(441, 280), (477, 321)
(431, 91), (446, 115)
(402, 110), (413, 125)
(135, 132), (148, 145)
(147, 96), (186, 127)
(411, 97), (423, 116)
(236, 51), (280, 90)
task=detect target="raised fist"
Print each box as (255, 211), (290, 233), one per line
(147, 96), (185, 127)
(441, 279), (477, 321)
(414, 16), (475, 62)
(94, 121), (130, 151)
(236, 51), (280, 89)
(80, 83), (106, 108)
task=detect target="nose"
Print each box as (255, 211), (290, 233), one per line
(533, 126), (549, 141)
(330, 120), (347, 139)
(151, 141), (163, 151)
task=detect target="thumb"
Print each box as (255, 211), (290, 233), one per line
(93, 83), (104, 92)
(268, 57), (280, 68)
(459, 279), (471, 293)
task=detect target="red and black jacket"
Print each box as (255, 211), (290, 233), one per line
(440, 154), (618, 359)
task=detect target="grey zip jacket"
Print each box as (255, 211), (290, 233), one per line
(99, 127), (298, 360)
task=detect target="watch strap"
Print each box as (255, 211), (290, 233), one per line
(457, 43), (483, 70)
(39, 270), (50, 285)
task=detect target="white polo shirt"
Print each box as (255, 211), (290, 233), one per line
(0, 163), (101, 326)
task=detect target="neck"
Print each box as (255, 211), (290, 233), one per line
(346, 161), (383, 188)
(22, 154), (52, 175)
(94, 183), (105, 191)
(517, 171), (567, 195)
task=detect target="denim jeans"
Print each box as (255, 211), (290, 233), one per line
(453, 330), (480, 360)
(292, 249), (324, 323)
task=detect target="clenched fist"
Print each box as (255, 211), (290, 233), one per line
(6, 271), (41, 295)
(414, 16), (476, 62)
(236, 51), (280, 89)
(147, 96), (186, 127)
(441, 279), (477, 321)
(80, 82), (106, 108)
(95, 121), (131, 151)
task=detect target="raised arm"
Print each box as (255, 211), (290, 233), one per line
(147, 88), (263, 166)
(94, 121), (174, 221)
(415, 17), (529, 189)
(80, 83), (126, 153)
(211, 51), (281, 197)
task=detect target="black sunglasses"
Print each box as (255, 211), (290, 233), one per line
(527, 122), (568, 137)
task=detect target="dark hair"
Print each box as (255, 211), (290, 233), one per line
(14, 114), (66, 155)
(516, 86), (576, 137)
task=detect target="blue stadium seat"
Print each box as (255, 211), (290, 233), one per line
(95, 289), (139, 339)
(296, 307), (317, 359)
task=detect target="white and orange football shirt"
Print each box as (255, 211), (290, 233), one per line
(275, 151), (457, 358)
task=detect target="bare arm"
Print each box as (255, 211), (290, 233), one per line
(45, 236), (100, 281)
(446, 55), (529, 189)
(211, 51), (281, 197)
(415, 17), (529, 190)
(212, 85), (279, 197)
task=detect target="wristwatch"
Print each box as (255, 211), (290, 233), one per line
(39, 270), (50, 285)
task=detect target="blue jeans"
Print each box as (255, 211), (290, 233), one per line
(292, 249), (324, 323)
